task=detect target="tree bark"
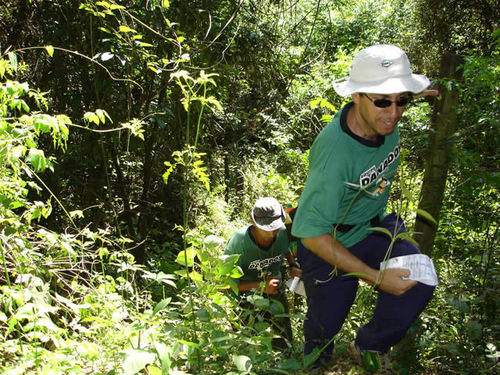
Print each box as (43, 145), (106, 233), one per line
(414, 53), (464, 256)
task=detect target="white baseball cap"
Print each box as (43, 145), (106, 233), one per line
(333, 44), (430, 96)
(251, 197), (286, 231)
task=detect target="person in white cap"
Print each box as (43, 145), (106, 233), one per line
(224, 197), (302, 350)
(291, 45), (438, 373)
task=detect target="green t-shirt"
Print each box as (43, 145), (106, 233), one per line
(224, 226), (290, 283)
(292, 102), (400, 247)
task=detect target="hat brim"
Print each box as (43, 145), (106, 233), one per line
(254, 218), (285, 231)
(252, 207), (286, 232)
(334, 73), (430, 97)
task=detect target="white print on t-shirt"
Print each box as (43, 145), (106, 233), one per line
(359, 144), (400, 187)
(248, 255), (283, 270)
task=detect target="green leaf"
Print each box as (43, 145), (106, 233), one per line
(154, 341), (172, 374)
(467, 320), (482, 340)
(401, 186), (414, 201)
(446, 298), (470, 313)
(227, 278), (239, 295)
(177, 339), (200, 348)
(162, 161), (175, 184)
(190, 270), (202, 282)
(417, 209), (437, 225)
(161, 0), (170, 8)
(9, 145), (26, 164)
(146, 366), (162, 375)
(95, 109), (107, 123)
(254, 297), (270, 309)
(33, 114), (56, 133)
(206, 96), (223, 111)
(196, 308), (211, 322)
(229, 267), (244, 278)
(232, 355), (252, 373)
(8, 52), (18, 72)
(152, 298), (172, 315)
(395, 232), (420, 246)
(119, 25), (137, 33)
(217, 254), (240, 275)
(100, 52), (114, 61)
(84, 112), (100, 125)
(109, 3), (126, 10)
(363, 351), (381, 372)
(28, 148), (48, 171)
(175, 247), (196, 267)
(368, 226), (393, 238)
(122, 349), (156, 375)
(310, 98), (321, 109)
(45, 45), (54, 57)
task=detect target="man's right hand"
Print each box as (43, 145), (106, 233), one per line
(375, 268), (417, 296)
(264, 276), (280, 294)
(304, 234), (419, 297)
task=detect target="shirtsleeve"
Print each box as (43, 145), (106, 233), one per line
(292, 131), (347, 239)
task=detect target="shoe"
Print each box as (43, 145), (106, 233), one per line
(348, 342), (396, 374)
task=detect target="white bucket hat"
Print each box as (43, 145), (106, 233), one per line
(251, 197), (286, 231)
(333, 44), (430, 96)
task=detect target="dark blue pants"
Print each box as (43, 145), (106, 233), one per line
(297, 214), (435, 363)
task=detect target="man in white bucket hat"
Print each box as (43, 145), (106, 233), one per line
(292, 45), (438, 373)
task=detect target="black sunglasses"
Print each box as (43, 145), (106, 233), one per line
(361, 93), (412, 108)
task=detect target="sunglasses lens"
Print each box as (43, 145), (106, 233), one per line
(396, 96), (410, 106)
(373, 99), (392, 108)
(373, 96), (410, 108)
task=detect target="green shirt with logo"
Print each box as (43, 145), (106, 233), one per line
(224, 226), (290, 283)
(292, 102), (400, 247)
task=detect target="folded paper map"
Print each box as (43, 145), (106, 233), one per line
(380, 254), (438, 286)
(286, 276), (306, 296)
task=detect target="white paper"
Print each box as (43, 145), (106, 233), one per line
(285, 277), (306, 296)
(380, 254), (438, 286)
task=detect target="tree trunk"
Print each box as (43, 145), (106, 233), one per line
(413, 53), (464, 256)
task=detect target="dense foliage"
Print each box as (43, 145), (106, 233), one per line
(0, 0), (498, 374)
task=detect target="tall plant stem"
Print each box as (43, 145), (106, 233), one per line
(181, 93), (200, 362)
(0, 236), (12, 287)
(193, 86), (207, 150)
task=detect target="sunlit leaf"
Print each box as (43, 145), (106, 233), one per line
(146, 366), (162, 375)
(401, 186), (414, 201)
(175, 247), (196, 266)
(190, 270), (202, 282)
(154, 341), (172, 374)
(69, 210), (84, 218)
(100, 52), (114, 61)
(45, 45), (54, 57)
(28, 148), (48, 171)
(84, 112), (100, 125)
(232, 355), (252, 373)
(122, 349), (156, 375)
(152, 298), (172, 315)
(119, 25), (137, 33)
(8, 52), (18, 72)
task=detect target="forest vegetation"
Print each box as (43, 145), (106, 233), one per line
(0, 0), (498, 374)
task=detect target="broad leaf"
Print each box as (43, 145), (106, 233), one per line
(152, 298), (172, 315)
(122, 349), (156, 375)
(28, 148), (48, 171)
(45, 45), (54, 57)
(417, 209), (437, 225)
(232, 355), (252, 373)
